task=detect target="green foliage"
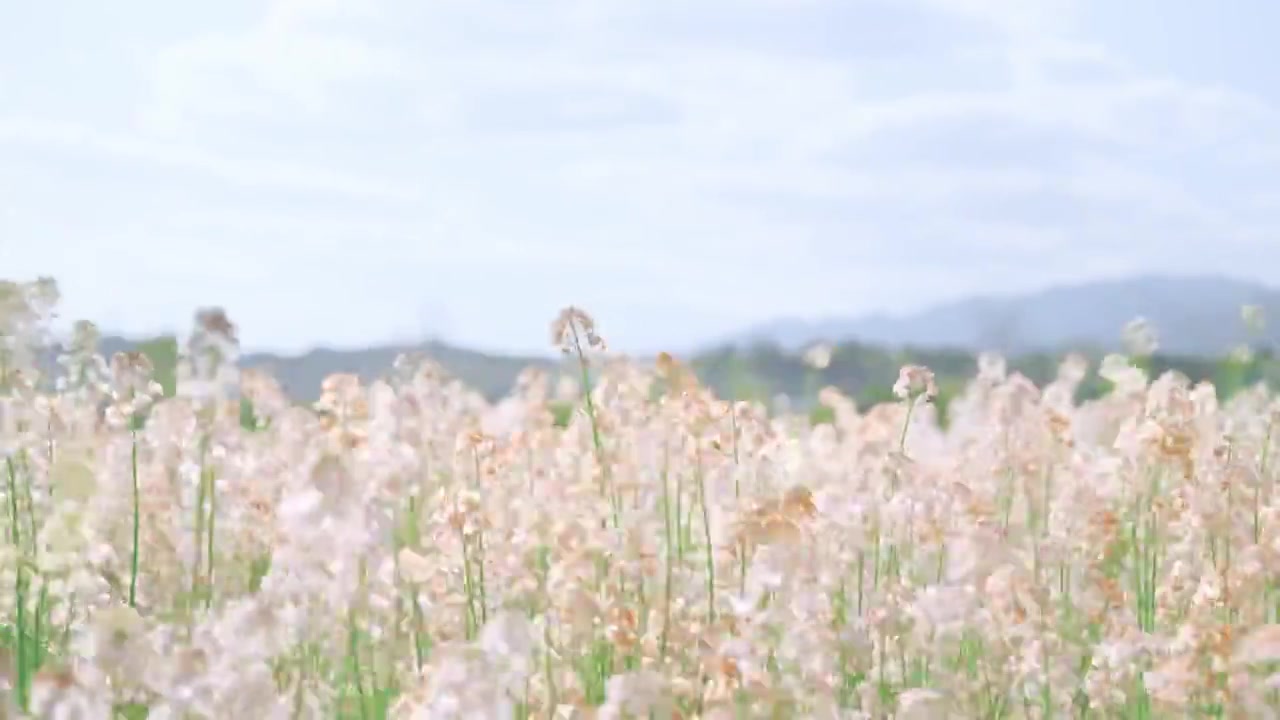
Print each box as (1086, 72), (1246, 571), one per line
(1212, 348), (1271, 397)
(240, 397), (267, 432)
(690, 347), (770, 404)
(136, 335), (179, 397)
(694, 341), (1273, 414)
(931, 376), (965, 429)
(247, 553), (272, 593)
(1076, 374), (1114, 404)
(114, 703), (150, 719)
(854, 383), (898, 410)
(82, 328), (1280, 415)
(809, 405), (835, 427)
(549, 400), (574, 428)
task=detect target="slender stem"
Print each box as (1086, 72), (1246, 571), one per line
(129, 430), (141, 607)
(7, 456), (29, 712)
(190, 435), (209, 616)
(568, 321), (616, 527)
(659, 436), (673, 659)
(6, 456), (20, 547)
(458, 522), (477, 640)
(347, 608), (369, 720)
(205, 462), (217, 609)
(897, 396), (916, 453)
(472, 449), (488, 626)
(1256, 417), (1274, 543)
(696, 453), (715, 623)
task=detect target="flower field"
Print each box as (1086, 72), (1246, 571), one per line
(1, 283), (1279, 718)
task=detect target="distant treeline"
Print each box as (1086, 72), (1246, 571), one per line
(65, 335), (1278, 428)
(691, 341), (1277, 425)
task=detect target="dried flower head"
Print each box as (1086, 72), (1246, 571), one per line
(109, 351), (154, 399)
(803, 342), (832, 370)
(1123, 316), (1159, 357)
(551, 306), (605, 355)
(196, 306), (238, 344)
(977, 351), (1007, 383)
(892, 364), (938, 401)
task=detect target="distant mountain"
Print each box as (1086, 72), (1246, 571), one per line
(46, 274), (1275, 406)
(89, 336), (563, 403)
(724, 275), (1280, 356)
(240, 342), (561, 402)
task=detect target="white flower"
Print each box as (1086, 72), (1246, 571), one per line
(977, 352), (1007, 383)
(1100, 353), (1147, 393)
(1122, 316), (1159, 357)
(1235, 624), (1280, 666)
(803, 342), (833, 370)
(49, 455), (96, 503)
(397, 548), (434, 585)
(1230, 344), (1255, 364)
(897, 688), (950, 720)
(1242, 304), (1265, 332)
(479, 611), (537, 669)
(600, 670), (670, 719)
(893, 365), (938, 401)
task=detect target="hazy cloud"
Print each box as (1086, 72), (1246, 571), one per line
(1, 0), (1277, 353)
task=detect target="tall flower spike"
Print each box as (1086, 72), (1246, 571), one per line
(1122, 316), (1158, 357)
(803, 342), (832, 370)
(551, 306), (605, 354)
(893, 364), (938, 401)
(177, 305), (241, 403)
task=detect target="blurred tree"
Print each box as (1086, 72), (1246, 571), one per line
(136, 335), (179, 397)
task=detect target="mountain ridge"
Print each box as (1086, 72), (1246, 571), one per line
(719, 274), (1279, 356)
(63, 273), (1278, 405)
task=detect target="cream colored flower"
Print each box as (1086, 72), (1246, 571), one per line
(893, 364), (938, 401)
(1242, 304), (1265, 332)
(1123, 316), (1159, 356)
(897, 688), (950, 720)
(397, 548), (433, 585)
(49, 454), (96, 503)
(1235, 624), (1280, 665)
(803, 342), (833, 370)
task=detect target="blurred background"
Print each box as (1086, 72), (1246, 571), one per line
(2, 0), (1277, 411)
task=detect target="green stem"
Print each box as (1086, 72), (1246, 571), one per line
(569, 322), (616, 527)
(897, 397), (916, 453)
(472, 450), (488, 626)
(7, 457), (30, 711)
(6, 456), (20, 547)
(696, 454), (716, 623)
(205, 462), (217, 609)
(458, 523), (477, 640)
(347, 609), (369, 720)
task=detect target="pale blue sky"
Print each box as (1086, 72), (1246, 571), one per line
(1, 0), (1277, 354)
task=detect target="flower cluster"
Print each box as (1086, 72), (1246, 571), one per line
(0, 291), (1275, 719)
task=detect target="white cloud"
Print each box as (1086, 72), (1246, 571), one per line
(0, 119), (418, 201)
(1, 0), (1278, 353)
(141, 0), (402, 130)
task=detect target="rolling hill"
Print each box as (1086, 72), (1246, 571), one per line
(723, 275), (1279, 356)
(88, 336), (562, 403)
(48, 274), (1276, 407)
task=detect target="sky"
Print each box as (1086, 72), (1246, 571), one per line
(1, 0), (1278, 355)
